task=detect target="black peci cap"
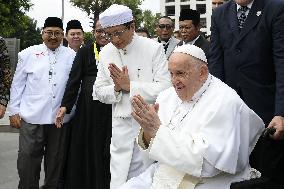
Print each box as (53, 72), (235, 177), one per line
(66, 19), (84, 33)
(43, 17), (63, 30)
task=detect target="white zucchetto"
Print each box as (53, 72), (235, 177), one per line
(173, 44), (207, 63)
(99, 4), (133, 28)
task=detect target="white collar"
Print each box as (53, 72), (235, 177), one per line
(183, 35), (200, 45)
(177, 74), (212, 106)
(236, 0), (254, 10)
(118, 33), (137, 55)
(43, 43), (61, 54)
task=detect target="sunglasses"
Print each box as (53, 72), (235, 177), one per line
(158, 24), (173, 30)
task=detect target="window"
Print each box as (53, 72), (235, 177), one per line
(166, 6), (175, 16)
(196, 4), (206, 14)
(200, 18), (207, 28)
(180, 5), (191, 14)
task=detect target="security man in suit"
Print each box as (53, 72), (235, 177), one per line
(209, 0), (284, 188)
(153, 16), (180, 59)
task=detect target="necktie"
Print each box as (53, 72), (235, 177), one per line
(238, 6), (249, 29)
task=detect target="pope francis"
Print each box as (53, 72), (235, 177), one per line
(119, 45), (265, 189)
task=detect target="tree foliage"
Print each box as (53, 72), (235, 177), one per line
(140, 10), (161, 38)
(0, 0), (42, 50)
(70, 0), (162, 38)
(84, 31), (95, 45)
(70, 0), (143, 27)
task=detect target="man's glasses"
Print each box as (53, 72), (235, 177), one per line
(104, 28), (128, 40)
(94, 29), (105, 34)
(43, 31), (63, 38)
(158, 24), (173, 30)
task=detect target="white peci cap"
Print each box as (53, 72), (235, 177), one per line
(173, 44), (207, 63)
(99, 4), (133, 28)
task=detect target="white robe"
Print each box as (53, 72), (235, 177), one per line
(93, 34), (171, 188)
(119, 75), (264, 189)
(8, 44), (76, 124)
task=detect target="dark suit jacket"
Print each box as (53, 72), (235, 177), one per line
(177, 34), (210, 59)
(209, 0), (284, 185)
(209, 0), (284, 124)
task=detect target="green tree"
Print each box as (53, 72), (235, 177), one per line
(15, 16), (42, 50)
(140, 10), (161, 38)
(0, 0), (32, 36)
(84, 31), (95, 45)
(70, 0), (143, 27)
(0, 0), (42, 50)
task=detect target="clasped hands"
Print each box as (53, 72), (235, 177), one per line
(108, 63), (130, 92)
(131, 95), (161, 144)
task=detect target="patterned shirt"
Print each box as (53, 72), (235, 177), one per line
(0, 37), (12, 107)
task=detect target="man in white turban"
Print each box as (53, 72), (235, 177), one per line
(93, 4), (171, 189)
(119, 44), (264, 189)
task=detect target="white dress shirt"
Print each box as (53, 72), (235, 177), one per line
(9, 44), (76, 124)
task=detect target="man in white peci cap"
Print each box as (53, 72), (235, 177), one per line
(93, 4), (171, 189)
(119, 44), (264, 189)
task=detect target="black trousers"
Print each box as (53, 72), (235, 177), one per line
(17, 120), (69, 189)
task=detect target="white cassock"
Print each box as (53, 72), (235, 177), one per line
(93, 34), (171, 188)
(9, 44), (76, 124)
(119, 75), (264, 189)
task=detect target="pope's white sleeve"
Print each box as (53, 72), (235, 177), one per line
(148, 126), (207, 177)
(8, 54), (27, 116)
(93, 59), (122, 104)
(130, 45), (171, 102)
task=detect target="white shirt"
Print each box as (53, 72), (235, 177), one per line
(236, 0), (254, 18)
(94, 34), (171, 117)
(9, 44), (76, 124)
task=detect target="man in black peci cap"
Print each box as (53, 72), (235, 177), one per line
(177, 9), (210, 59)
(8, 17), (76, 189)
(65, 19), (84, 52)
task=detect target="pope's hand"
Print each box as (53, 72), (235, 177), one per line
(131, 95), (160, 142)
(268, 116), (284, 140)
(55, 107), (66, 128)
(9, 114), (21, 129)
(0, 104), (6, 119)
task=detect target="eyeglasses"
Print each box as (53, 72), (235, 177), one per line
(43, 31), (63, 38)
(179, 25), (193, 30)
(104, 28), (128, 40)
(93, 29), (105, 34)
(158, 24), (173, 30)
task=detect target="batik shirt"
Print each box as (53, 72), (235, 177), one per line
(0, 37), (11, 107)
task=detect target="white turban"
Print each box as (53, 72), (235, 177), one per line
(99, 4), (133, 28)
(173, 44), (207, 63)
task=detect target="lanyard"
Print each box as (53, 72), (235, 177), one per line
(48, 49), (59, 83)
(93, 42), (99, 62)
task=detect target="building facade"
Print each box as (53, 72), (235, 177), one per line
(160, 0), (212, 35)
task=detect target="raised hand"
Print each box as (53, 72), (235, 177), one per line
(131, 95), (160, 142)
